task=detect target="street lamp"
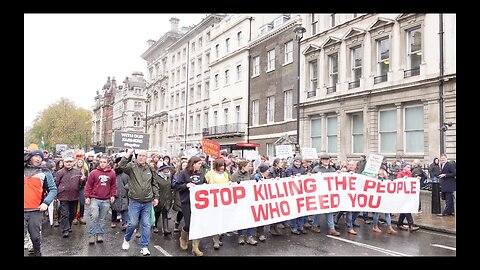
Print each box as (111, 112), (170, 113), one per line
(145, 94), (150, 133)
(293, 24), (306, 153)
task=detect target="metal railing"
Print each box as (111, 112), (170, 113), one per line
(326, 85), (336, 94)
(374, 74), (388, 84)
(202, 123), (247, 137)
(348, 80), (360, 89)
(404, 67), (420, 78)
(307, 90), (316, 98)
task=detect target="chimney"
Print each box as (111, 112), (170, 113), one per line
(170, 17), (179, 32)
(111, 76), (117, 89)
(147, 39), (156, 47)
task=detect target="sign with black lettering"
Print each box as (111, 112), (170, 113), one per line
(113, 131), (150, 150)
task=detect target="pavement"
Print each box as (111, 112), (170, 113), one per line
(390, 190), (456, 235)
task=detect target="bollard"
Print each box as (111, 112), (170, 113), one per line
(431, 177), (441, 214)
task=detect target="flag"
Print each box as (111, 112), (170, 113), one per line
(40, 136), (45, 150)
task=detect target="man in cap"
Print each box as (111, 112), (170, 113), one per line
(24, 150), (58, 256)
(310, 154), (341, 236)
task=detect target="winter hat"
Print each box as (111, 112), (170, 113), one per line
(258, 164), (269, 173)
(293, 155), (303, 162)
(30, 150), (44, 161)
(158, 163), (171, 172)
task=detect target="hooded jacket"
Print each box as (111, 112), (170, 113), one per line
(85, 165), (117, 200)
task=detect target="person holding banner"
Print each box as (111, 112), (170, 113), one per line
(172, 160), (187, 232)
(372, 168), (397, 234)
(395, 163), (420, 232)
(205, 158), (231, 249)
(253, 163), (272, 241)
(267, 158), (288, 235)
(311, 154), (341, 236)
(175, 156), (206, 256)
(231, 160), (258, 245)
(285, 155), (309, 235)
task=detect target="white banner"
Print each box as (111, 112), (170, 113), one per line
(189, 172), (419, 239)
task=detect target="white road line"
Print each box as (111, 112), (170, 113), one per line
(326, 235), (412, 257)
(154, 245), (173, 256)
(431, 244), (456, 251)
(421, 230), (457, 239)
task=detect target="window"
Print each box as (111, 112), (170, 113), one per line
(198, 57), (202, 74)
(225, 38), (230, 53)
(405, 106), (424, 153)
(170, 119), (174, 136)
(133, 117), (141, 127)
(379, 110), (396, 153)
(331, 13), (336, 27)
(253, 56), (260, 76)
(172, 55), (175, 65)
(189, 115), (193, 134)
(215, 44), (220, 58)
(309, 60), (318, 91)
(198, 37), (203, 48)
(180, 118), (184, 135)
(191, 42), (195, 53)
(235, 105), (241, 123)
(311, 13), (319, 35)
(170, 94), (174, 109)
(175, 119), (179, 135)
(284, 41), (293, 63)
(252, 100), (259, 126)
(206, 32), (211, 42)
(311, 118), (321, 152)
(204, 111), (209, 128)
(284, 90), (293, 120)
(181, 91), (185, 106)
(225, 69), (230, 85)
(236, 64), (242, 81)
(266, 143), (275, 157)
(206, 53), (210, 66)
(176, 92), (180, 107)
(183, 48), (186, 60)
(267, 49), (275, 71)
(352, 46), (362, 83)
(352, 114), (364, 153)
(134, 101), (141, 111)
(237, 31), (242, 47)
(407, 27), (422, 73)
(327, 116), (337, 153)
(213, 111), (218, 127)
(214, 74), (219, 88)
(189, 87), (194, 103)
(224, 108), (229, 124)
(196, 114), (201, 133)
(267, 96), (275, 123)
(190, 61), (195, 77)
(204, 81), (210, 99)
(377, 38), (390, 76)
(196, 84), (202, 101)
(329, 53), (339, 89)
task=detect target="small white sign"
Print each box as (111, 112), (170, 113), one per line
(275, 145), (293, 158)
(184, 148), (200, 159)
(244, 150), (259, 161)
(301, 148), (318, 160)
(363, 154), (384, 178)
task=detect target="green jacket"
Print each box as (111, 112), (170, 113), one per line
(118, 157), (159, 203)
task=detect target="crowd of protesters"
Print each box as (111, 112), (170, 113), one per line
(24, 147), (455, 256)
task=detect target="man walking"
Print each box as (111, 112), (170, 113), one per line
(84, 155), (117, 244)
(119, 149), (159, 256)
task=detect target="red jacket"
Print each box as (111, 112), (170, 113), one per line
(85, 165), (117, 200)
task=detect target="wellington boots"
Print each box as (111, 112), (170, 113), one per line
(192, 239), (203, 256)
(162, 216), (171, 236)
(213, 234), (221, 250)
(180, 228), (189, 250)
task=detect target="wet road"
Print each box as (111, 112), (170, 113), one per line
(25, 212), (456, 257)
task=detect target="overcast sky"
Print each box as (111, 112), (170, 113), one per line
(24, 13), (208, 128)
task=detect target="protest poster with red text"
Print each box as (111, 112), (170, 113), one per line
(188, 172), (419, 239)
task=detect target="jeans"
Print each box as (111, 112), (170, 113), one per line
(125, 199), (153, 248)
(290, 216), (306, 229)
(312, 213), (335, 229)
(88, 198), (110, 236)
(78, 187), (85, 218)
(373, 212), (392, 227)
(238, 228), (254, 236)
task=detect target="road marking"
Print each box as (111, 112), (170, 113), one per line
(154, 245), (173, 256)
(431, 244), (456, 251)
(421, 230), (456, 239)
(326, 235), (412, 256)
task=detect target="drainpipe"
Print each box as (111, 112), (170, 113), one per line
(184, 41), (190, 154)
(432, 13), (444, 215)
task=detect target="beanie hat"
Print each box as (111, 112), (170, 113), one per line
(258, 164), (269, 173)
(30, 150), (44, 161)
(293, 155), (303, 162)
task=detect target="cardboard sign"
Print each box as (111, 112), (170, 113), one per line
(202, 138), (220, 157)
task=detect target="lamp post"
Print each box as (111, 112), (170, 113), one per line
(293, 24), (306, 153)
(145, 94), (150, 133)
